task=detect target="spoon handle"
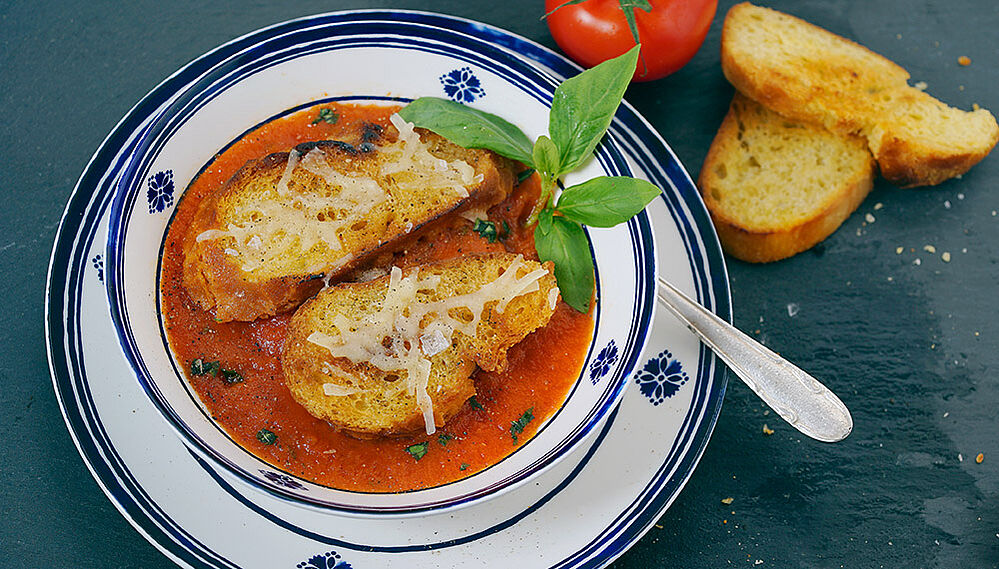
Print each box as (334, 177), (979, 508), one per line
(657, 277), (853, 443)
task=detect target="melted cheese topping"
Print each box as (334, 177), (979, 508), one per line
(308, 255), (548, 435)
(195, 147), (383, 273)
(380, 114), (482, 198)
(196, 115), (481, 276)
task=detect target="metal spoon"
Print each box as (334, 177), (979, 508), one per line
(657, 276), (853, 443)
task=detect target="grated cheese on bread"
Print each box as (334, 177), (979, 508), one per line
(721, 2), (998, 187)
(281, 253), (559, 438)
(699, 93), (875, 263)
(182, 115), (516, 322)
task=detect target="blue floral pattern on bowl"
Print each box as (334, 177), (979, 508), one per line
(146, 170), (175, 214)
(91, 254), (104, 283)
(260, 469), (306, 491)
(589, 340), (619, 384)
(297, 551), (352, 569)
(440, 67), (486, 103)
(635, 349), (689, 405)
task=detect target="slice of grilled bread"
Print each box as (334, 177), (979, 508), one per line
(721, 2), (998, 187)
(699, 93), (875, 263)
(182, 117), (516, 321)
(282, 253), (559, 438)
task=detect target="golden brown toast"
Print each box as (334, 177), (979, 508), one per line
(699, 93), (875, 263)
(721, 2), (998, 187)
(182, 117), (516, 321)
(281, 253), (559, 438)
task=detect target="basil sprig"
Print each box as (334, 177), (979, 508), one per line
(398, 46), (659, 312)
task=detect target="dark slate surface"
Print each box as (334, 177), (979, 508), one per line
(2, 1), (996, 567)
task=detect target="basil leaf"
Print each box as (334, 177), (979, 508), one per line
(538, 207), (554, 235)
(532, 135), (560, 178)
(556, 176), (660, 227)
(534, 216), (594, 312)
(398, 97), (534, 166)
(549, 46), (640, 175)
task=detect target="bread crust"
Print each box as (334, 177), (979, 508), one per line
(281, 253), (558, 438)
(182, 127), (516, 321)
(721, 2), (998, 188)
(699, 94), (875, 263)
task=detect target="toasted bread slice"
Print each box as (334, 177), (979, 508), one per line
(721, 2), (998, 187)
(282, 253), (559, 438)
(699, 93), (875, 263)
(182, 116), (516, 321)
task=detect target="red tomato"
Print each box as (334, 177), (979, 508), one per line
(545, 0), (718, 82)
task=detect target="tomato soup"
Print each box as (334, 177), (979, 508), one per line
(160, 102), (594, 492)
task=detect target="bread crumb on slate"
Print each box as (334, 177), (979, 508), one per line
(721, 497), (734, 505)
(762, 424), (775, 435)
(941, 252), (951, 262)
(924, 244), (936, 253)
(958, 56), (971, 66)
(976, 453), (985, 464)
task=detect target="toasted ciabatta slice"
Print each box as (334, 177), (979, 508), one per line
(699, 93), (875, 263)
(282, 253), (559, 438)
(721, 2), (998, 187)
(182, 115), (516, 321)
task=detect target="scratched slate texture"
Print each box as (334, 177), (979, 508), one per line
(0, 1), (996, 568)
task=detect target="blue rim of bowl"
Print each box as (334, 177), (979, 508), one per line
(46, 9), (730, 567)
(105, 16), (656, 515)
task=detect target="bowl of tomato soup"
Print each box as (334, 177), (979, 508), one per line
(105, 16), (656, 515)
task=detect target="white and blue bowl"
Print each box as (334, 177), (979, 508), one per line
(105, 15), (657, 516)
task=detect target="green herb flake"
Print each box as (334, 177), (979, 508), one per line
(472, 219), (499, 243)
(516, 168), (536, 185)
(405, 442), (430, 460)
(438, 433), (454, 446)
(220, 369), (243, 384)
(312, 108), (339, 125)
(459, 463), (470, 471)
(190, 358), (221, 377)
(510, 407), (535, 444)
(469, 396), (485, 411)
(256, 428), (277, 445)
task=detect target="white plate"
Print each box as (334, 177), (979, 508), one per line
(46, 10), (729, 568)
(104, 17), (655, 514)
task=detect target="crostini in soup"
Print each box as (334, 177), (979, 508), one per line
(282, 252), (559, 438)
(182, 114), (516, 322)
